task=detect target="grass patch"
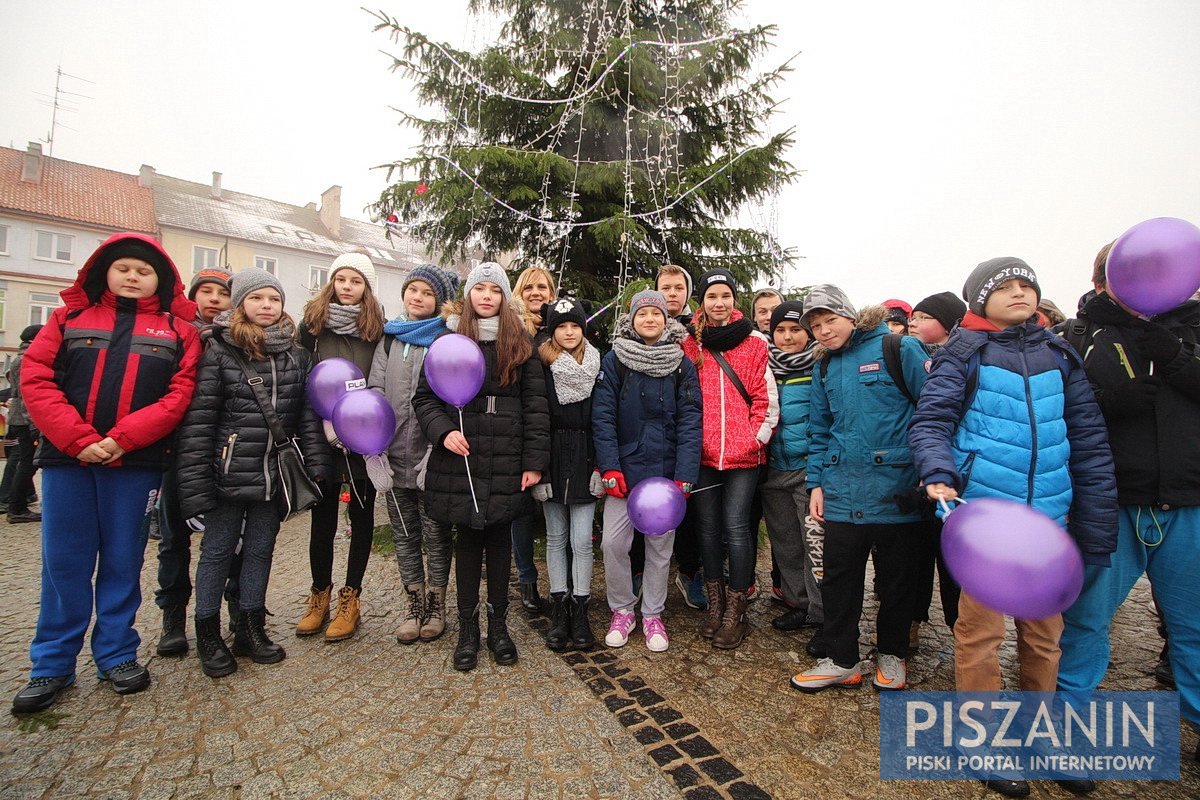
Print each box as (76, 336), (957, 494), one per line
(16, 710), (68, 733)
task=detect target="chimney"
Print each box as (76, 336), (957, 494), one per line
(210, 171), (223, 199)
(138, 164), (156, 188)
(319, 185), (342, 239)
(20, 142), (43, 184)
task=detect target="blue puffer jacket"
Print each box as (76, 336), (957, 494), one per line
(769, 364), (813, 472)
(592, 333), (702, 488)
(806, 306), (930, 524)
(908, 316), (1118, 566)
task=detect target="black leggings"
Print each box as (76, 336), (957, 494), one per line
(309, 477), (376, 592)
(455, 522), (512, 612)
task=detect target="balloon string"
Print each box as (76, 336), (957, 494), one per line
(459, 407), (480, 514)
(388, 488), (409, 538)
(688, 482), (724, 495)
(343, 449), (364, 507)
(937, 496), (968, 516)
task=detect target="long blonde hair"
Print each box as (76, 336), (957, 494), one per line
(301, 281), (385, 343)
(512, 266), (557, 334)
(539, 335), (586, 366)
(226, 306), (296, 361)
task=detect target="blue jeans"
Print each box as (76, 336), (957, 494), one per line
(511, 512), (538, 585)
(543, 500), (596, 596)
(30, 466), (161, 677)
(694, 466), (759, 591)
(194, 500), (280, 618)
(1059, 504), (1200, 726)
(155, 467), (240, 609)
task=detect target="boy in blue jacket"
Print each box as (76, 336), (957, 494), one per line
(790, 286), (930, 694)
(908, 258), (1117, 798)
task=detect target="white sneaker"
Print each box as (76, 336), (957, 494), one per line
(605, 610), (636, 648)
(873, 653), (907, 690)
(643, 616), (669, 652)
(790, 658), (862, 693)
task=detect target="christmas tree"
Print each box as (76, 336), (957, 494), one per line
(371, 0), (796, 300)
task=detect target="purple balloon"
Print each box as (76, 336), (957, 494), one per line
(1107, 217), (1200, 316)
(307, 358), (365, 419)
(627, 477), (686, 537)
(424, 334), (486, 408)
(941, 498), (1084, 619)
(331, 389), (396, 456)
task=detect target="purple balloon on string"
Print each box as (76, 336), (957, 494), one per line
(627, 477), (687, 537)
(424, 333), (486, 407)
(941, 498), (1084, 619)
(1107, 217), (1200, 317)
(331, 389), (396, 456)
(307, 358), (365, 419)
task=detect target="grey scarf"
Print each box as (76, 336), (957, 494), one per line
(549, 342), (601, 404)
(611, 313), (686, 377)
(326, 303), (362, 337)
(446, 314), (500, 342)
(212, 310), (297, 354)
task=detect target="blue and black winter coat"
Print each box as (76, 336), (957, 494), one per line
(908, 314), (1118, 566)
(806, 306), (930, 524)
(768, 351), (815, 473)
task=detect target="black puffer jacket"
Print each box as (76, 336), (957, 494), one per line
(176, 330), (332, 518)
(413, 332), (551, 529)
(542, 363), (597, 505)
(1071, 294), (1200, 506)
(298, 324), (380, 483)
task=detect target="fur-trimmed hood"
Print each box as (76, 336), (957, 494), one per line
(812, 304), (886, 360)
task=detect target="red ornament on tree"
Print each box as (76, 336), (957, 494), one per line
(415, 182), (429, 196)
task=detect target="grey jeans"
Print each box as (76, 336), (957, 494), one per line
(542, 499), (596, 596)
(761, 467), (825, 623)
(601, 497), (675, 617)
(386, 488), (452, 588)
(195, 500), (279, 618)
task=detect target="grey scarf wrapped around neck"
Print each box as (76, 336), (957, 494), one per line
(326, 303), (362, 337)
(212, 310), (297, 354)
(549, 342), (601, 404)
(446, 314), (500, 342)
(611, 313), (686, 377)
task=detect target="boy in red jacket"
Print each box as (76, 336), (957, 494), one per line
(12, 234), (201, 714)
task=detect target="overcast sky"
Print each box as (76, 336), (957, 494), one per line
(4, 0), (1199, 310)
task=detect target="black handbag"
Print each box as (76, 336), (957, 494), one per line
(223, 343), (322, 521)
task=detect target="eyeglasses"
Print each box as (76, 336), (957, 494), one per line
(909, 312), (935, 323)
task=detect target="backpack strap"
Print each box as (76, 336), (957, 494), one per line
(1060, 318), (1095, 360)
(881, 333), (916, 406)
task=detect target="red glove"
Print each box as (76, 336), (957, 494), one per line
(675, 480), (693, 497)
(602, 470), (628, 499)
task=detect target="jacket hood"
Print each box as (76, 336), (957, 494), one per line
(63, 233), (198, 319)
(812, 304), (887, 361)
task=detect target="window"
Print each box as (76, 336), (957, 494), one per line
(309, 265), (328, 289)
(255, 256), (277, 276)
(35, 231), (73, 262)
(29, 292), (61, 325)
(0, 225), (8, 255)
(266, 225), (286, 235)
(193, 246), (219, 270)
(296, 231), (316, 243)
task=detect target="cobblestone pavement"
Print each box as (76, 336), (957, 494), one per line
(0, 498), (1196, 799)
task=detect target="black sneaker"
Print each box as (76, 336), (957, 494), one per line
(771, 606), (808, 631)
(7, 511), (41, 524)
(983, 779), (1030, 798)
(805, 629), (827, 658)
(98, 660), (150, 695)
(12, 674), (75, 714)
(1054, 778), (1096, 795)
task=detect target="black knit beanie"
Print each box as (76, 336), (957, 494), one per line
(912, 292), (967, 334)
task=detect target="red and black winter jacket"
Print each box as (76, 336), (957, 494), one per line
(21, 233), (202, 469)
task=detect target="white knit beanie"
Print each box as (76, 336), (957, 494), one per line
(330, 252), (378, 296)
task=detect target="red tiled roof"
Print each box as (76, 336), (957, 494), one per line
(0, 147), (156, 234)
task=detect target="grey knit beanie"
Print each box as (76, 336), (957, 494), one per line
(801, 284), (858, 326)
(962, 257), (1041, 316)
(464, 261), (513, 303)
(629, 289), (669, 321)
(230, 267), (286, 310)
(403, 264), (459, 308)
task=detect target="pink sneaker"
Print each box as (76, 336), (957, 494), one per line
(605, 610), (636, 647)
(643, 616), (669, 652)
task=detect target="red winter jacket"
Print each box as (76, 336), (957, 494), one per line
(21, 233), (201, 469)
(685, 311), (777, 470)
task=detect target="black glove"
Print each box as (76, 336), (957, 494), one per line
(1139, 321), (1182, 366)
(1100, 375), (1161, 419)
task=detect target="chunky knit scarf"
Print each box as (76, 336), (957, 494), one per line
(549, 342), (601, 404)
(611, 313), (686, 378)
(383, 313), (446, 348)
(326, 302), (363, 337)
(446, 314), (500, 342)
(213, 310), (297, 354)
(699, 316), (753, 352)
(767, 340), (818, 379)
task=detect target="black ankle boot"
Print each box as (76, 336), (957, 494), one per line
(453, 608), (481, 671)
(195, 614), (236, 678)
(545, 593), (570, 651)
(519, 581), (543, 614)
(233, 608), (285, 664)
(157, 605), (189, 656)
(486, 602), (518, 665)
(570, 595), (596, 650)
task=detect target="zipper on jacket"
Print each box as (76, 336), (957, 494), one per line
(222, 433), (238, 475)
(262, 356), (278, 501)
(718, 360), (727, 469)
(1019, 330), (1038, 505)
